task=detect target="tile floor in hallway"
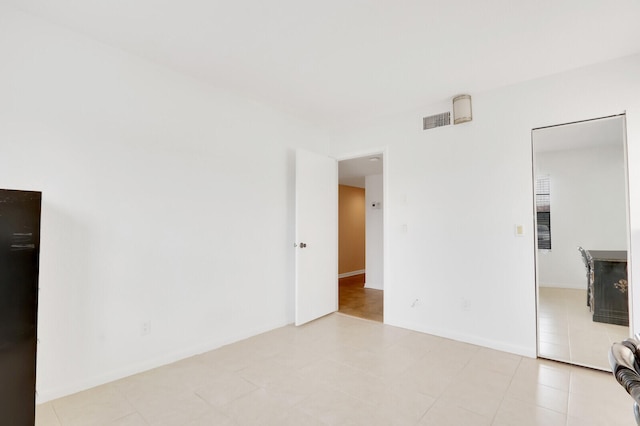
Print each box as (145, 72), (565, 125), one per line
(538, 287), (629, 371)
(36, 313), (634, 426)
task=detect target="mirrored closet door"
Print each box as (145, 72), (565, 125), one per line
(533, 115), (630, 371)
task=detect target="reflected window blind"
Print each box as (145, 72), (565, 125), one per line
(536, 175), (551, 250)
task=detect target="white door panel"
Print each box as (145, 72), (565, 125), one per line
(295, 149), (338, 326)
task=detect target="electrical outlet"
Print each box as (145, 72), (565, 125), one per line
(141, 321), (151, 336)
(461, 298), (470, 311)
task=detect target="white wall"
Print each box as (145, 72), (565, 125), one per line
(5, 3), (640, 403)
(536, 145), (627, 288)
(365, 174), (383, 290)
(0, 7), (328, 402)
(331, 53), (640, 357)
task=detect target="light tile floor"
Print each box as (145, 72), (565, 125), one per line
(538, 287), (629, 371)
(36, 313), (634, 425)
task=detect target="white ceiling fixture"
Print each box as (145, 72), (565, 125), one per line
(6, 0), (640, 130)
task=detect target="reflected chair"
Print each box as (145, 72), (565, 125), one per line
(610, 337), (640, 425)
(578, 246), (591, 307)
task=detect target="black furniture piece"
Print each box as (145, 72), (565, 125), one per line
(610, 336), (640, 425)
(0, 189), (41, 425)
(586, 250), (628, 326)
(577, 246), (591, 307)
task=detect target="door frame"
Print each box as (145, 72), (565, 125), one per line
(336, 147), (389, 322)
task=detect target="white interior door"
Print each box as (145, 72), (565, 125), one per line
(295, 149), (338, 326)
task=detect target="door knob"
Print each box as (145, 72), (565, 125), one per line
(299, 242), (307, 248)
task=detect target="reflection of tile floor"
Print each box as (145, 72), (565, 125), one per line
(36, 313), (634, 425)
(538, 287), (629, 371)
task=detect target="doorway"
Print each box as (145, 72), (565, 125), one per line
(337, 153), (384, 322)
(532, 115), (630, 371)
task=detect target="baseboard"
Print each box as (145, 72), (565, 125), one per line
(385, 318), (536, 358)
(364, 282), (383, 290)
(35, 319), (289, 404)
(539, 283), (585, 290)
(338, 269), (365, 279)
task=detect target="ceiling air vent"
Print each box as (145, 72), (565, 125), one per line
(423, 112), (451, 130)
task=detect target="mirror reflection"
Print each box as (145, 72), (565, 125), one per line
(533, 115), (629, 371)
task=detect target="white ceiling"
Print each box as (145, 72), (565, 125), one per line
(7, 1), (640, 130)
(339, 155), (383, 188)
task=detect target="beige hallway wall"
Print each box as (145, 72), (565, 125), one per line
(338, 185), (365, 274)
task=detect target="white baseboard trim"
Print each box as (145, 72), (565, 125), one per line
(539, 283), (584, 290)
(35, 319), (289, 404)
(385, 318), (536, 358)
(364, 282), (383, 290)
(338, 269), (365, 279)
